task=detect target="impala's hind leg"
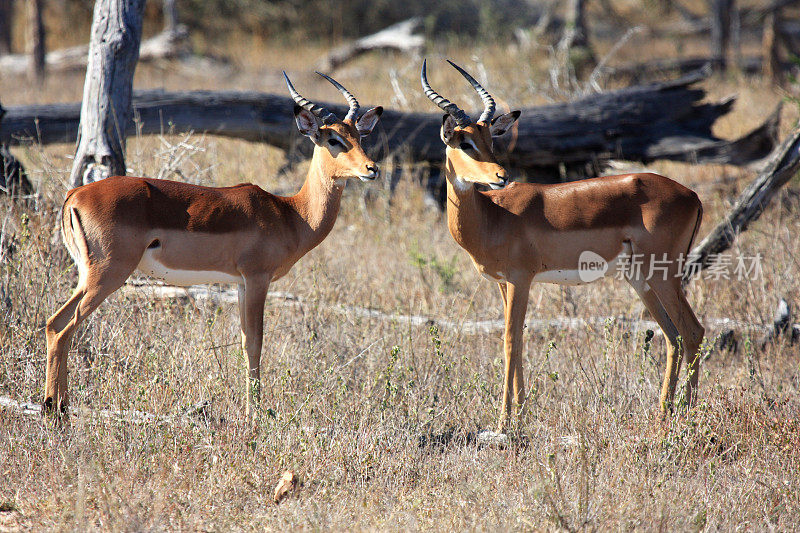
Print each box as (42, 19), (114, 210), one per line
(630, 274), (704, 413)
(44, 267), (132, 413)
(627, 277), (683, 414)
(649, 279), (705, 408)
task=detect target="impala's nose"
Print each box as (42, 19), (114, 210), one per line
(360, 163), (380, 181)
(490, 172), (508, 190)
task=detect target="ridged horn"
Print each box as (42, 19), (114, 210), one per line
(283, 71), (336, 124)
(420, 59), (472, 127)
(316, 72), (360, 123)
(447, 60), (495, 124)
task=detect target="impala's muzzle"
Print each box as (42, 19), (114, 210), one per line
(489, 173), (508, 190)
(359, 163), (380, 181)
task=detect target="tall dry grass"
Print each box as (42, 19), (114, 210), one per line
(2, 11), (800, 529)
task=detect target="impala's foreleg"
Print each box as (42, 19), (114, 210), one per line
(500, 277), (530, 430)
(239, 275), (269, 417)
(497, 281), (508, 311)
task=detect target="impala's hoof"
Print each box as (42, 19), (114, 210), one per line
(476, 429), (509, 448)
(42, 397), (68, 418)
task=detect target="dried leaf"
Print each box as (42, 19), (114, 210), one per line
(273, 470), (298, 504)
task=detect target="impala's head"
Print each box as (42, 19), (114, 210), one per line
(421, 59), (520, 190)
(284, 72), (382, 183)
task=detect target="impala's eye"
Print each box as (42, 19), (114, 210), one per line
(328, 138), (344, 148)
(460, 142), (475, 152)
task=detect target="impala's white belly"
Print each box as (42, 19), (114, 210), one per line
(533, 269), (586, 285)
(136, 249), (243, 286)
(533, 247), (630, 286)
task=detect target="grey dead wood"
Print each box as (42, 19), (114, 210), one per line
(0, 26), (194, 76)
(0, 70), (779, 179)
(558, 0), (595, 76)
(163, 0), (179, 31)
(710, 0), (735, 70)
(0, 102), (33, 198)
(683, 126), (800, 283)
(653, 0), (798, 37)
(762, 9), (783, 83)
(120, 281), (795, 340)
(0, 0), (13, 55)
(69, 0), (146, 187)
(315, 17), (424, 74)
(26, 0), (45, 84)
(0, 395), (213, 426)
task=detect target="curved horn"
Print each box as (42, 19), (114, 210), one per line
(283, 71), (336, 124)
(446, 60), (495, 124)
(316, 72), (360, 123)
(420, 59), (471, 127)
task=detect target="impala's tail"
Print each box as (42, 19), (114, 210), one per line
(60, 192), (90, 283)
(681, 196), (703, 286)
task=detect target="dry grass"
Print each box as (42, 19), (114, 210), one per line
(2, 16), (800, 530)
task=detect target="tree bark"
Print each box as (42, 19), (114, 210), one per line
(611, 56), (769, 83)
(709, 0), (734, 70)
(1, 70), (779, 178)
(0, 0), (13, 55)
(163, 0), (179, 31)
(26, 0), (45, 84)
(0, 104), (33, 198)
(558, 0), (595, 76)
(69, 0), (146, 188)
(762, 9), (783, 84)
(684, 126), (800, 284)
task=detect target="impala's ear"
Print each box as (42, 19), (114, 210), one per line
(356, 106), (383, 136)
(294, 106), (322, 143)
(490, 110), (520, 137)
(441, 114), (458, 145)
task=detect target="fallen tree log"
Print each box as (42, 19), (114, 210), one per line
(121, 281), (795, 341)
(0, 103), (33, 198)
(315, 17), (424, 73)
(0, 395), (211, 426)
(608, 56), (789, 82)
(0, 26), (191, 75)
(684, 125), (800, 282)
(0, 69), (779, 176)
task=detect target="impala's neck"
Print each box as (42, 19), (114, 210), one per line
(444, 160), (491, 251)
(289, 152), (345, 252)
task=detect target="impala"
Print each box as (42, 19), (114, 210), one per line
(44, 73), (383, 415)
(421, 60), (704, 431)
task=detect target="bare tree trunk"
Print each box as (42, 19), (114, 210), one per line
(710, 0), (734, 70)
(163, 0), (178, 31)
(0, 0), (13, 55)
(762, 9), (783, 84)
(26, 0), (45, 84)
(559, 0), (595, 76)
(69, 0), (146, 188)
